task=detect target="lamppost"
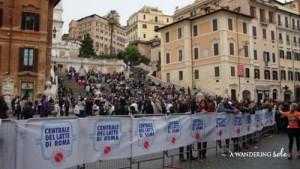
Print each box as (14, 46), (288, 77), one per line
(283, 85), (289, 102)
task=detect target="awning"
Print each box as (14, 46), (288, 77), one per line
(256, 85), (270, 91)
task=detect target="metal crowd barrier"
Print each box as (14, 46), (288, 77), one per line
(0, 114), (277, 169)
(0, 120), (17, 169)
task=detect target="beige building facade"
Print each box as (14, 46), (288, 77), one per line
(159, 9), (253, 101)
(158, 0), (300, 102)
(68, 14), (126, 55)
(272, 0), (300, 101)
(126, 6), (173, 44)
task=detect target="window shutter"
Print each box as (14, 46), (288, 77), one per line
(19, 48), (24, 71)
(35, 14), (40, 31)
(0, 9), (3, 27)
(21, 12), (26, 30)
(33, 49), (38, 72)
(0, 46), (1, 69)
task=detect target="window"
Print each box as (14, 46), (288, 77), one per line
(213, 43), (219, 56)
(229, 43), (234, 55)
(203, 49), (209, 57)
(260, 9), (265, 22)
(296, 72), (300, 81)
(179, 71), (183, 80)
(166, 53), (170, 64)
(295, 53), (300, 61)
(254, 49), (258, 60)
(178, 28), (182, 39)
(281, 70), (286, 80)
(20, 82), (34, 100)
(252, 26), (257, 38)
(167, 18), (169, 23)
(287, 51), (292, 60)
(254, 69), (260, 79)
(262, 28), (267, 39)
(143, 15), (146, 19)
(142, 24), (147, 28)
(178, 50), (183, 61)
(278, 15), (282, 26)
(263, 51), (270, 62)
(285, 16), (289, 28)
(286, 34), (290, 45)
(292, 18), (296, 29)
(294, 36), (297, 46)
(154, 26), (159, 31)
(273, 71), (278, 80)
(269, 12), (274, 23)
(231, 66), (235, 76)
(243, 22), (247, 34)
(166, 73), (170, 82)
(53, 30), (56, 38)
(19, 48), (38, 72)
(279, 33), (283, 44)
(155, 16), (158, 23)
(279, 50), (284, 59)
(228, 18), (233, 31)
(215, 67), (220, 77)
(21, 12), (39, 31)
(194, 70), (199, 79)
(193, 25), (198, 37)
(0, 9), (2, 27)
(288, 71), (294, 81)
(271, 30), (275, 41)
(212, 19), (218, 31)
(143, 34), (146, 39)
(245, 68), (250, 78)
(191, 11), (196, 17)
(194, 48), (199, 59)
(264, 70), (270, 80)
(165, 32), (170, 43)
(250, 6), (256, 17)
(272, 53), (276, 63)
(244, 45), (249, 57)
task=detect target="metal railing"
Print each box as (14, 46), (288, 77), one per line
(0, 115), (277, 169)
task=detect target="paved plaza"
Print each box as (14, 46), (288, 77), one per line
(68, 132), (299, 169)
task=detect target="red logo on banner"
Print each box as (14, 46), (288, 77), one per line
(144, 141), (150, 149)
(238, 64), (244, 77)
(54, 152), (64, 163)
(104, 146), (111, 154)
(171, 137), (176, 144)
(236, 128), (240, 135)
(218, 130), (223, 137)
(195, 133), (200, 140)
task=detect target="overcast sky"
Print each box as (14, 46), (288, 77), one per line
(62, 0), (288, 33)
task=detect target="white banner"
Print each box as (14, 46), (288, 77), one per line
(14, 110), (276, 169)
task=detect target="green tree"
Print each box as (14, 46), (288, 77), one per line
(125, 45), (142, 62)
(79, 34), (96, 58)
(106, 10), (120, 56)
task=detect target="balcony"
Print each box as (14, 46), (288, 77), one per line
(260, 17), (269, 25)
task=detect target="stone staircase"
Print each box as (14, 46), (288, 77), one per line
(56, 71), (86, 99)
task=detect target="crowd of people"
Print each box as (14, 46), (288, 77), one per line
(1, 66), (300, 161)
